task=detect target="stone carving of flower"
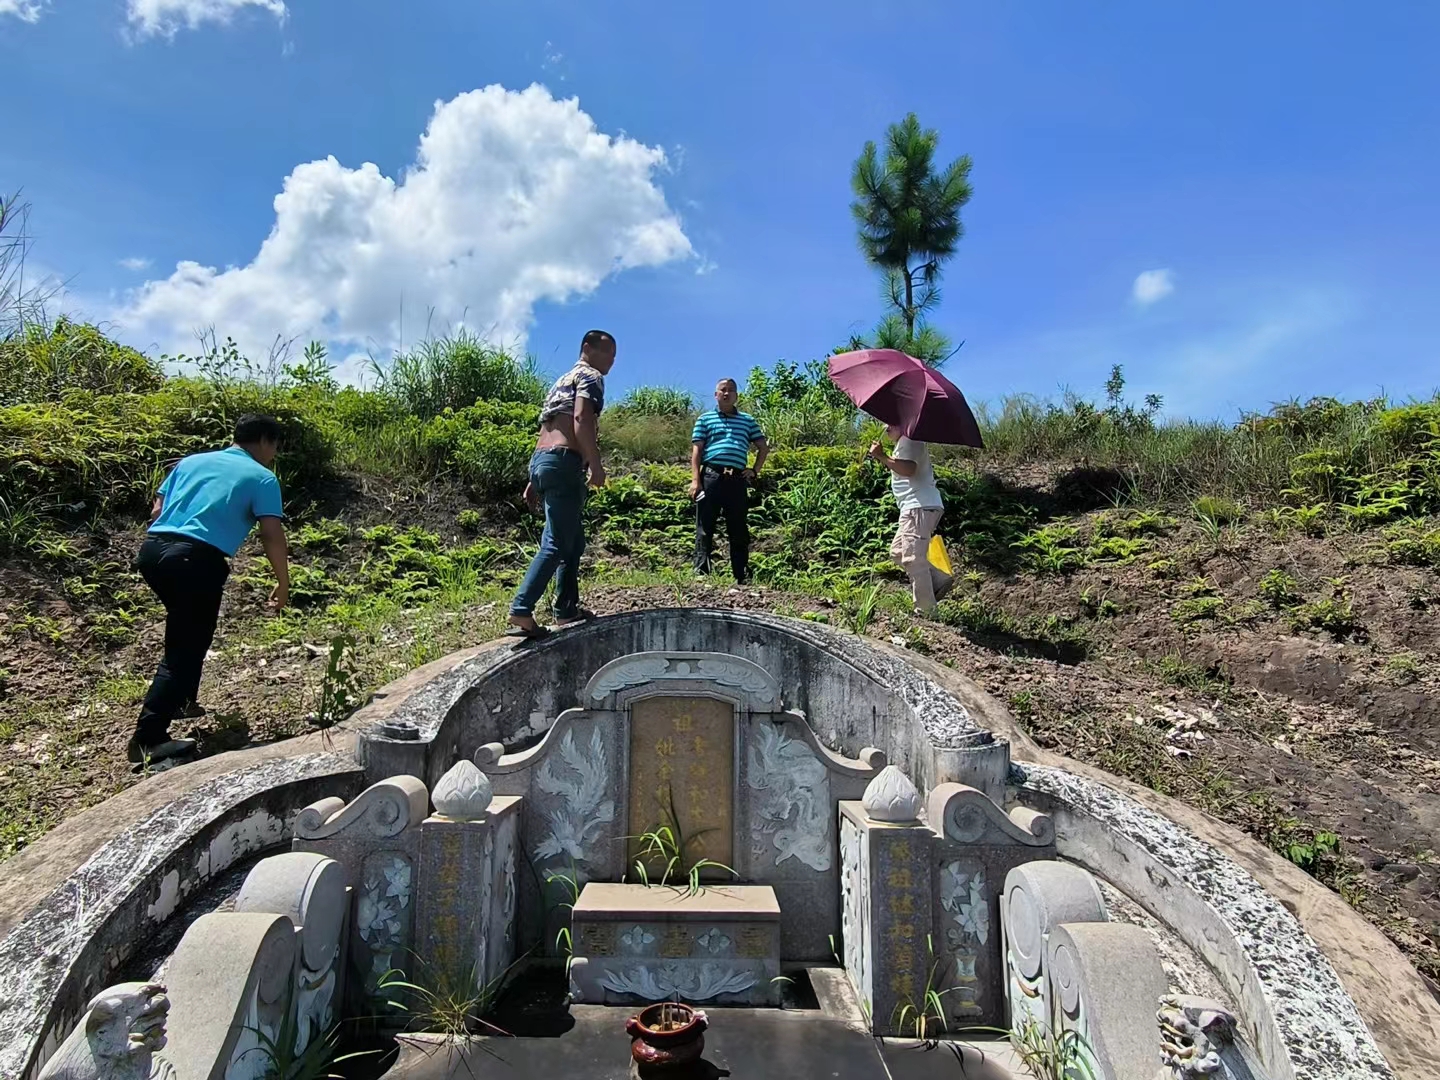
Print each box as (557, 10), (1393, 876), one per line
(621, 925), (655, 951)
(384, 859), (411, 905)
(697, 928), (731, 955)
(357, 892), (397, 943)
(940, 862), (990, 945)
(956, 875), (990, 945)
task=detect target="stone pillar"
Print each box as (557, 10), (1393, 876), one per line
(926, 783), (1055, 1028)
(838, 765), (937, 1036)
(412, 762), (522, 1004)
(291, 774), (428, 1011)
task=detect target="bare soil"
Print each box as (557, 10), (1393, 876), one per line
(1, 477), (1436, 997)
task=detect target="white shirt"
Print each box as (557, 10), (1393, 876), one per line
(890, 437), (943, 511)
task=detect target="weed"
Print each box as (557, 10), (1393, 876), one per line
(1013, 523), (1087, 574)
(890, 936), (955, 1045)
(1172, 595), (1225, 625)
(1147, 557), (1179, 580)
(845, 580), (883, 633)
(1289, 585), (1361, 639)
(1009, 1018), (1091, 1080)
(1088, 534), (1148, 564)
(1008, 689), (1035, 718)
(379, 953), (520, 1041)
(309, 634), (362, 729)
(1385, 652), (1422, 685)
(1383, 522), (1440, 568)
(1193, 495), (1245, 527)
(1149, 654), (1230, 695)
(294, 518), (350, 553)
(1258, 569), (1300, 609)
(456, 508), (482, 532)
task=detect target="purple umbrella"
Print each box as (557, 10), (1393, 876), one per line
(827, 349), (983, 447)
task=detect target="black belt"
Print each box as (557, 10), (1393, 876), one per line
(704, 464), (746, 477)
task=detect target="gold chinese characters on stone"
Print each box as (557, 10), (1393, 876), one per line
(628, 696), (735, 874)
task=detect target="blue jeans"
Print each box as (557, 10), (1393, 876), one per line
(511, 449), (587, 618)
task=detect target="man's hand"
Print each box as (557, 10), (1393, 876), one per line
(267, 584), (288, 612)
(867, 441), (886, 462)
(689, 477), (701, 500)
(589, 462), (608, 488)
(523, 482), (540, 514)
(742, 467), (756, 484)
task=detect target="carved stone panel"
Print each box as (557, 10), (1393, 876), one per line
(627, 696), (735, 873)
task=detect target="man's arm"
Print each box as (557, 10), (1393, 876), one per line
(690, 440), (705, 499)
(150, 497), (163, 522)
(574, 396), (606, 487)
(258, 517), (290, 611)
(750, 437), (769, 476)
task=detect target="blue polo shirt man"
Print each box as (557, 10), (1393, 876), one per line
(131, 415), (292, 766)
(690, 377), (768, 584)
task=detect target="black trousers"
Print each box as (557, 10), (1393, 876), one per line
(134, 533), (229, 744)
(694, 467), (750, 582)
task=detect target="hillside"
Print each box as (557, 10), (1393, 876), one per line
(1, 322), (1437, 994)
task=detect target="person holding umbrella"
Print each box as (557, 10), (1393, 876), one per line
(868, 426), (952, 613)
(826, 347), (984, 614)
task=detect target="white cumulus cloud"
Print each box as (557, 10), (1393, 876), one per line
(119, 257), (153, 272)
(1132, 268), (1175, 305)
(0, 0), (48, 22)
(126, 0), (286, 38)
(114, 84), (694, 364)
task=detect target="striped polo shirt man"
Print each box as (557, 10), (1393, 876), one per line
(691, 408), (764, 469)
(691, 378), (768, 583)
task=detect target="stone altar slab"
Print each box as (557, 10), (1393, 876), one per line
(568, 884), (781, 1006)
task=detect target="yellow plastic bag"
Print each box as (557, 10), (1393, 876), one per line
(928, 534), (952, 576)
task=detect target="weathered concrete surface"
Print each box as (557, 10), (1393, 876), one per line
(894, 644), (1440, 1080)
(357, 609), (1013, 802)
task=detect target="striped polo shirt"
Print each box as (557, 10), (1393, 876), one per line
(692, 409), (764, 469)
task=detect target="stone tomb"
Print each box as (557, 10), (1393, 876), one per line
(474, 650), (887, 964)
(567, 883), (782, 1005)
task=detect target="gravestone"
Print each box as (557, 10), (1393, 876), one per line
(627, 695), (735, 873)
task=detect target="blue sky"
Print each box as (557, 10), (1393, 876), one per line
(3, 0), (1437, 418)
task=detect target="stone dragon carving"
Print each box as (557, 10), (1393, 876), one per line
(37, 983), (177, 1080)
(1156, 995), (1265, 1079)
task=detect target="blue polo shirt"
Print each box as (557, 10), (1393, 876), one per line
(692, 409), (764, 469)
(149, 446), (285, 557)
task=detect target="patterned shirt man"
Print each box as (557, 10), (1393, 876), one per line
(539, 361), (606, 424)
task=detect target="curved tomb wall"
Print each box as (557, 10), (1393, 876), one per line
(0, 753), (363, 1080)
(358, 609), (1012, 800)
(1017, 762), (1395, 1080)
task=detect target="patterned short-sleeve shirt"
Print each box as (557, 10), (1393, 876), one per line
(538, 362), (606, 424)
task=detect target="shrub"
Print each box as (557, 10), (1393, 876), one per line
(613, 386), (697, 417)
(0, 317), (163, 405)
(377, 330), (544, 418)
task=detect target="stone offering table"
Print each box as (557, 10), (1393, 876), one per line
(567, 883), (782, 1006)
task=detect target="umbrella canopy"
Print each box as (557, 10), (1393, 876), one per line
(827, 349), (984, 447)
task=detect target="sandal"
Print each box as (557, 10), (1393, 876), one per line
(554, 607), (596, 626)
(504, 622), (552, 641)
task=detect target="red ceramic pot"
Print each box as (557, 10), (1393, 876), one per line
(625, 1002), (709, 1067)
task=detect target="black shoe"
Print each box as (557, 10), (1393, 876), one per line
(127, 735), (198, 767)
(177, 700), (207, 720)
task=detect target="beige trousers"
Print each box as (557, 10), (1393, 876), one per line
(890, 508), (951, 612)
